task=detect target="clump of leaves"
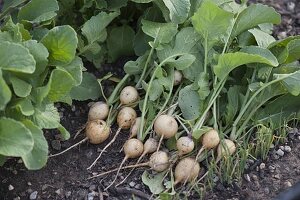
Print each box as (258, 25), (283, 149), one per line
(0, 0), (85, 169)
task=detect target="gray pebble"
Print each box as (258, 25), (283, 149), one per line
(213, 175), (219, 183)
(252, 174), (258, 181)
(51, 140), (62, 151)
(13, 197), (20, 200)
(287, 2), (295, 12)
(8, 185), (14, 191)
(284, 145), (292, 152)
(284, 180), (292, 188)
(276, 149), (284, 157)
(244, 174), (251, 182)
(273, 174), (280, 179)
(55, 189), (63, 196)
(89, 185), (96, 191)
(135, 184), (141, 189)
(270, 144), (275, 149)
(88, 192), (95, 200)
(279, 146), (284, 151)
(247, 159), (255, 164)
(129, 181), (136, 187)
(278, 32), (287, 40)
(29, 191), (38, 200)
(260, 163), (266, 170)
(71, 105), (76, 112)
(264, 187), (270, 194)
(65, 191), (72, 198)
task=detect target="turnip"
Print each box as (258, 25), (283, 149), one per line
(89, 150), (170, 179)
(176, 136), (195, 156)
(174, 157), (200, 185)
(196, 129), (220, 160)
(174, 70), (183, 86)
(87, 107), (137, 170)
(154, 114), (178, 151)
(88, 101), (109, 121)
(129, 117), (142, 139)
(49, 120), (110, 157)
(105, 138), (144, 190)
(116, 138), (159, 186)
(217, 139), (236, 161)
(120, 86), (139, 105)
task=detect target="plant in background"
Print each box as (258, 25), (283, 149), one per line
(0, 0), (83, 169)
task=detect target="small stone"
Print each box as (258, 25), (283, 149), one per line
(65, 191), (72, 198)
(273, 174), (280, 179)
(298, 136), (300, 140)
(247, 159), (255, 164)
(270, 144), (275, 149)
(17, 159), (23, 164)
(276, 149), (285, 157)
(88, 192), (95, 200)
(264, 187), (270, 194)
(41, 185), (48, 191)
(213, 175), (219, 183)
(89, 185), (96, 191)
(135, 184), (141, 189)
(129, 181), (136, 187)
(252, 174), (258, 181)
(244, 174), (251, 182)
(55, 189), (63, 196)
(8, 185), (14, 191)
(27, 188), (33, 194)
(279, 146), (284, 151)
(59, 112), (64, 118)
(29, 191), (38, 200)
(287, 2), (295, 12)
(284, 146), (292, 153)
(278, 32), (287, 40)
(27, 182), (32, 186)
(51, 140), (61, 151)
(12, 170), (17, 175)
(260, 163), (266, 170)
(13, 197), (20, 200)
(284, 181), (292, 188)
(71, 105), (76, 112)
(273, 154), (280, 160)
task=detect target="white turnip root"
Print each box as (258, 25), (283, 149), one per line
(89, 150), (170, 179)
(174, 157), (200, 185)
(87, 107), (137, 170)
(88, 101), (109, 121)
(116, 138), (159, 186)
(120, 86), (139, 105)
(176, 136), (195, 156)
(105, 138), (144, 190)
(196, 129), (220, 160)
(174, 70), (183, 86)
(49, 120), (110, 157)
(154, 114), (178, 151)
(217, 139), (236, 161)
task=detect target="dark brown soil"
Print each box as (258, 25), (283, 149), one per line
(1, 1), (300, 200)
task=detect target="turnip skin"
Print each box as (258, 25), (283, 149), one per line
(174, 70), (183, 86)
(85, 120), (110, 144)
(174, 157), (200, 185)
(176, 136), (195, 156)
(201, 129), (220, 150)
(217, 139), (236, 160)
(117, 107), (137, 129)
(105, 138), (144, 190)
(129, 117), (141, 139)
(87, 107), (137, 170)
(88, 102), (109, 121)
(123, 138), (144, 159)
(149, 151), (170, 172)
(154, 115), (178, 139)
(120, 86), (139, 105)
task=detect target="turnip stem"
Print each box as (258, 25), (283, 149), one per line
(49, 137), (88, 157)
(156, 135), (164, 152)
(87, 128), (122, 170)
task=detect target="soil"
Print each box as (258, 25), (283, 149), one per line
(1, 0), (300, 200)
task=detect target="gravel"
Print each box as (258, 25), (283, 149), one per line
(29, 191), (38, 200)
